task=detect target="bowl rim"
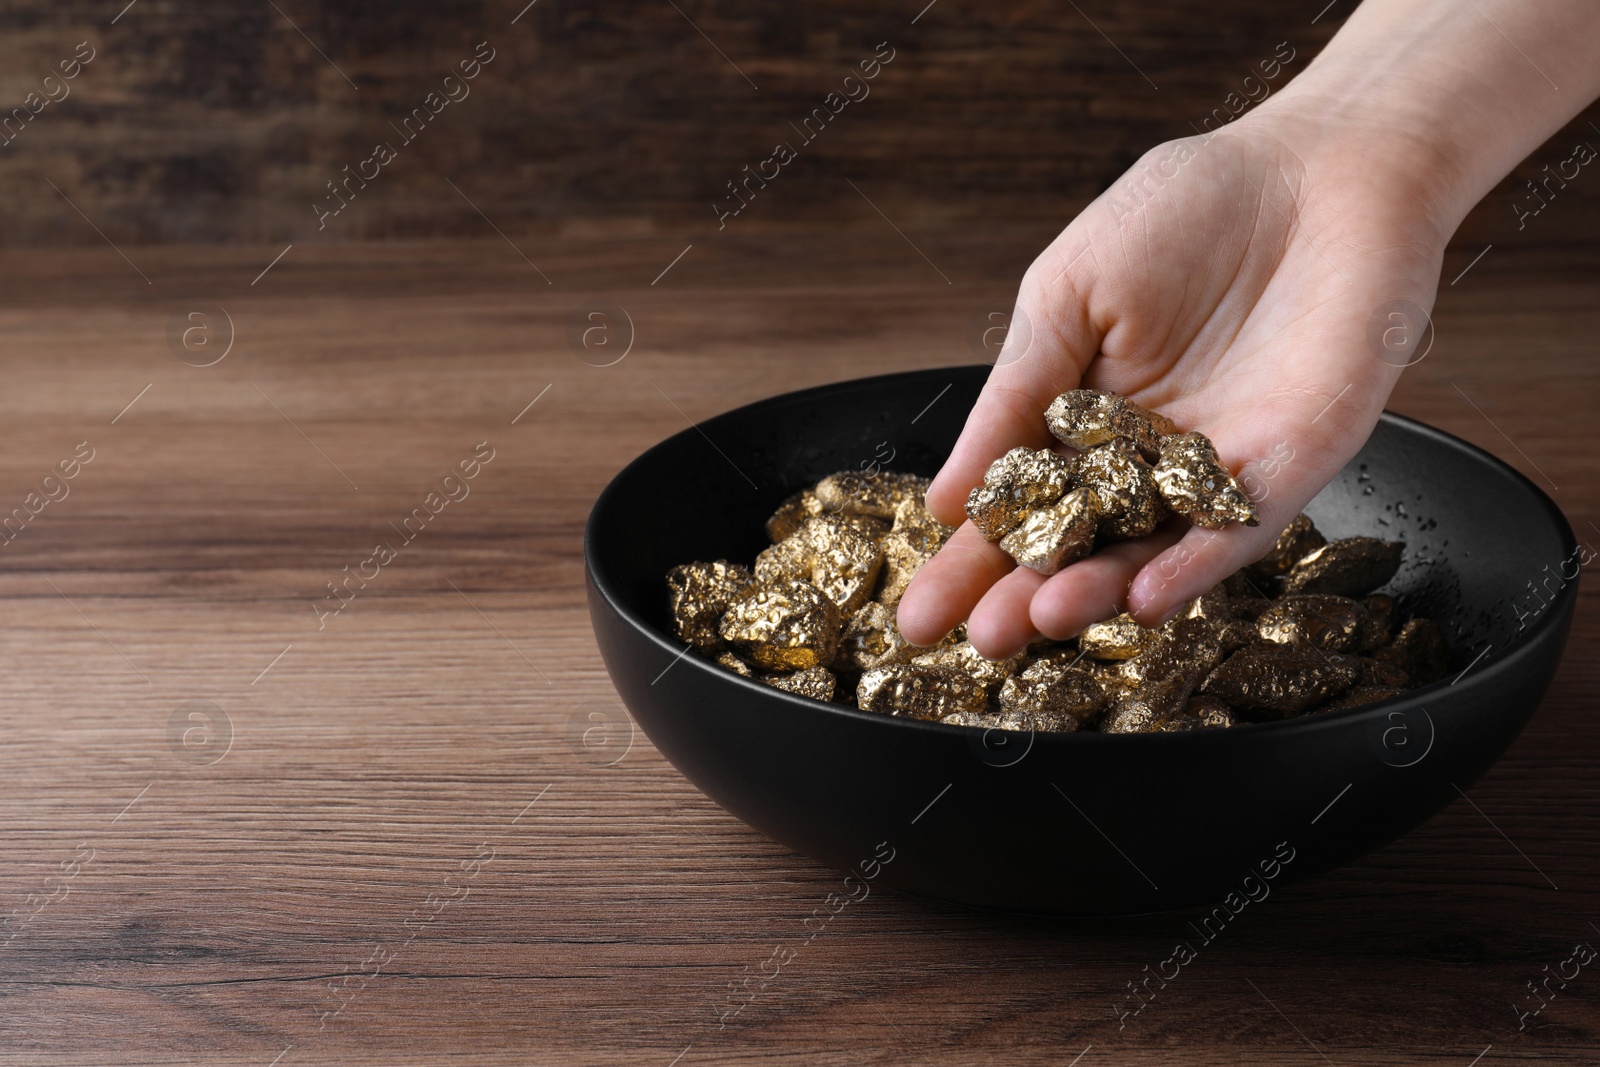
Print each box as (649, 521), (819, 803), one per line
(585, 367), (1579, 743)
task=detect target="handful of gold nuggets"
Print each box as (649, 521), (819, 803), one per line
(665, 389), (1448, 734)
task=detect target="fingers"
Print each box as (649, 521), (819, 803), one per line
(966, 564), (1047, 658)
(1126, 374), (1396, 625)
(895, 522), (1015, 647)
(1028, 523), (1188, 639)
(923, 248), (1103, 526)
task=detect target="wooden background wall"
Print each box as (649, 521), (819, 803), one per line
(1, 0), (1596, 252)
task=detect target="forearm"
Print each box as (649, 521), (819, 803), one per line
(1254, 0), (1600, 232)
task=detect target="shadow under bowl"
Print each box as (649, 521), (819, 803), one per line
(585, 366), (1577, 915)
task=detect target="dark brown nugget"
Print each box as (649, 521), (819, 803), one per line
(1102, 674), (1197, 733)
(1251, 513), (1327, 576)
(1071, 438), (1167, 540)
(1155, 695), (1238, 732)
(1375, 618), (1449, 686)
(1045, 389), (1177, 461)
(719, 578), (841, 671)
(1283, 536), (1405, 597)
(666, 560), (755, 651)
(1357, 594), (1398, 652)
(1357, 656), (1411, 689)
(1151, 432), (1259, 530)
(857, 665), (987, 721)
(966, 447), (1073, 541)
(999, 487), (1101, 575)
(1318, 685), (1406, 713)
(1201, 645), (1361, 714)
(1256, 594), (1367, 653)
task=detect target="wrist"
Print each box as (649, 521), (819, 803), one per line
(1241, 64), (1480, 240)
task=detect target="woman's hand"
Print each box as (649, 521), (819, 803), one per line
(897, 110), (1450, 657)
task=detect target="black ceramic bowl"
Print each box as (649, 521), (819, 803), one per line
(585, 366), (1576, 914)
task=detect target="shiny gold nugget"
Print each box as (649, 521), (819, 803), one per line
(1283, 536), (1404, 597)
(1070, 438), (1167, 540)
(966, 447), (1073, 541)
(912, 640), (1026, 694)
(755, 515), (883, 614)
(876, 496), (955, 607)
(1252, 514), (1326, 576)
(1045, 389), (1177, 461)
(763, 666), (837, 701)
(666, 560), (755, 651)
(856, 665), (987, 721)
(999, 487), (1102, 575)
(715, 651), (758, 678)
(1201, 644), (1361, 714)
(1255, 594), (1367, 653)
(841, 601), (921, 671)
(1079, 613), (1155, 660)
(998, 660), (1105, 730)
(719, 578), (841, 671)
(815, 470), (929, 520)
(766, 489), (824, 543)
(1152, 432), (1259, 530)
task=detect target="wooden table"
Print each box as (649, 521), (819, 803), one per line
(1, 229), (1595, 1065)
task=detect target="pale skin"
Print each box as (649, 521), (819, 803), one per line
(897, 0), (1600, 657)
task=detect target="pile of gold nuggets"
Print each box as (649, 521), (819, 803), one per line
(666, 389), (1448, 734)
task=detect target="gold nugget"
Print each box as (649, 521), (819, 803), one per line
(841, 601), (922, 671)
(857, 665), (987, 721)
(1358, 593), (1398, 652)
(876, 496), (954, 607)
(763, 666), (837, 701)
(998, 660), (1105, 730)
(1070, 438), (1167, 540)
(719, 578), (841, 671)
(1252, 514), (1326, 576)
(666, 560), (755, 650)
(715, 651), (758, 678)
(1079, 613), (1154, 660)
(1255, 594), (1366, 653)
(1045, 389), (1177, 461)
(914, 640), (1027, 694)
(1101, 674), (1197, 733)
(1283, 536), (1405, 598)
(965, 446), (1073, 541)
(755, 515), (883, 614)
(1151, 432), (1260, 530)
(999, 487), (1102, 575)
(766, 489), (824, 543)
(816, 470), (929, 520)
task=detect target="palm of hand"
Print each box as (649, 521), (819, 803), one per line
(897, 122), (1446, 656)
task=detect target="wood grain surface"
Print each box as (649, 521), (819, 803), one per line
(0, 224), (1594, 1066)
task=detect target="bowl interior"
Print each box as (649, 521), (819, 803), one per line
(591, 365), (1574, 676)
